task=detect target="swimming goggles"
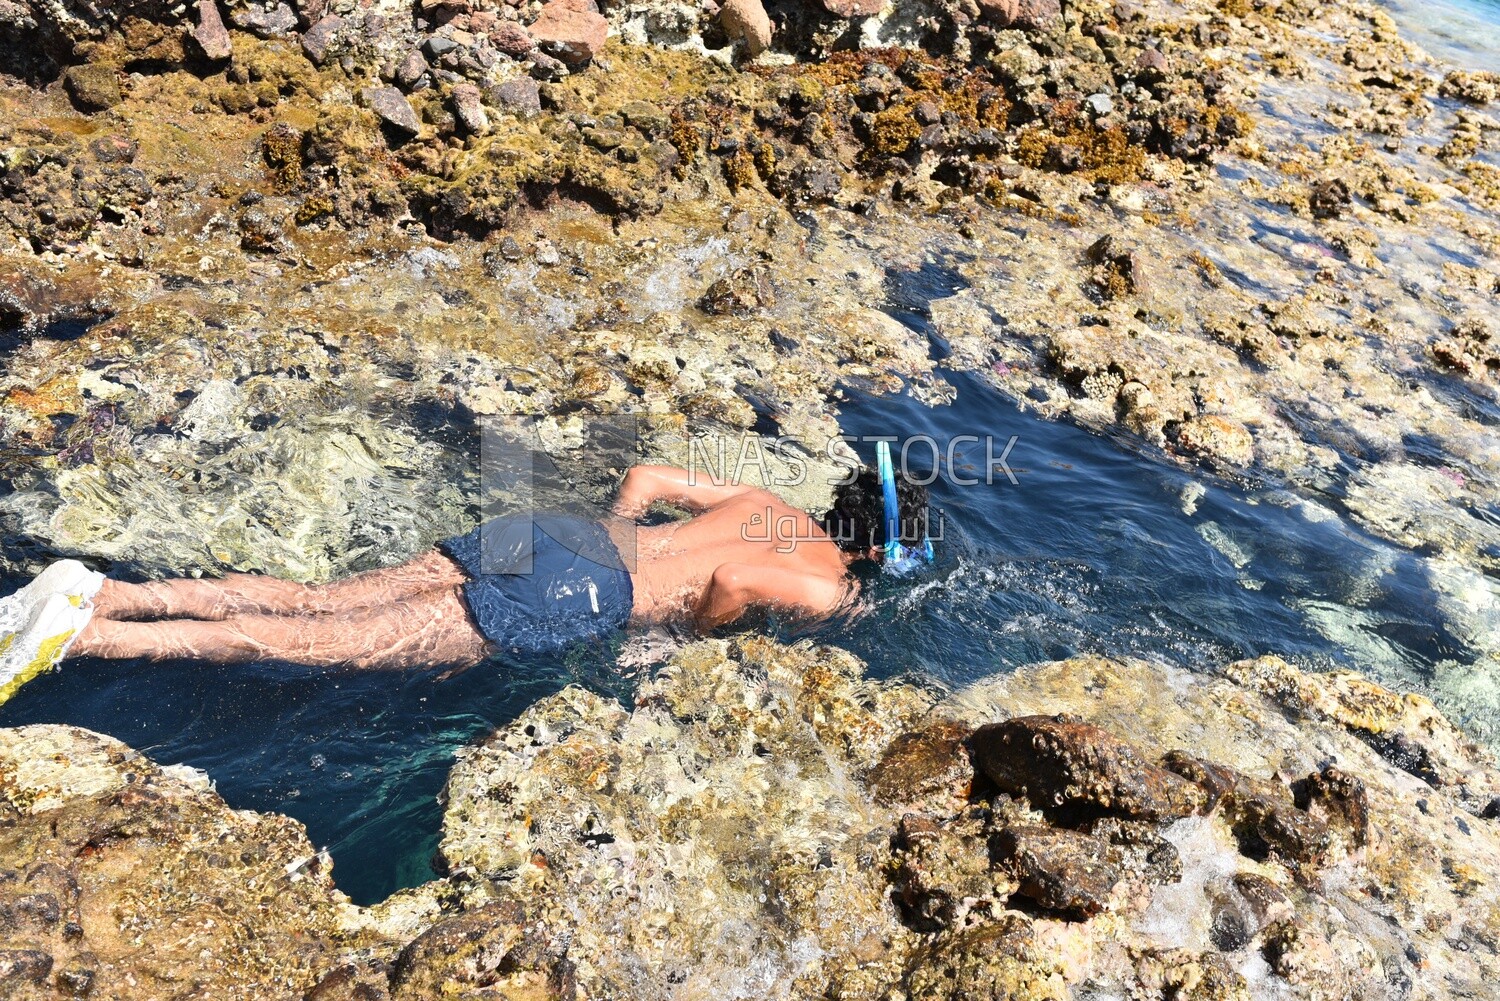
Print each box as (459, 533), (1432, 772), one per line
(876, 440), (935, 574)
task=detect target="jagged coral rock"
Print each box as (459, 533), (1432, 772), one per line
(438, 636), (932, 997)
(4, 647), (1500, 998)
(0, 725), (391, 1000)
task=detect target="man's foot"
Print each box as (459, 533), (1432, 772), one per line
(0, 562), (104, 706)
(0, 557), (104, 624)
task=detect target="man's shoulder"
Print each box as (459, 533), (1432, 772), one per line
(720, 485), (807, 511)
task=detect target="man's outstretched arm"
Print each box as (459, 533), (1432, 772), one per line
(613, 465), (758, 519)
(696, 562), (851, 630)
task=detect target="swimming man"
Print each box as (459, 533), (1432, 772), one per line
(0, 461), (931, 696)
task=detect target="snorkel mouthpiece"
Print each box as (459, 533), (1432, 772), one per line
(876, 440), (935, 574)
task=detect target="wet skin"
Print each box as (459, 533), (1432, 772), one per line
(71, 466), (858, 671)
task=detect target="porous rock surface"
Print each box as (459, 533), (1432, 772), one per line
(1, 0), (1500, 995)
(6, 641), (1498, 999)
(2, 0), (1498, 743)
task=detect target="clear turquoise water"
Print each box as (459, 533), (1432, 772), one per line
(0, 262), (1483, 906)
(1379, 0), (1500, 72)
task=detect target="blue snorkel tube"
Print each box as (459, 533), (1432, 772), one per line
(876, 440), (935, 574)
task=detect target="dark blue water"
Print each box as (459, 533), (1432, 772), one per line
(0, 268), (1475, 906)
(826, 370), (1458, 686)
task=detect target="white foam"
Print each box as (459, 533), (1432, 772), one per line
(1133, 815), (1244, 952)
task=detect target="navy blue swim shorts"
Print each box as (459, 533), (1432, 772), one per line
(438, 513), (633, 655)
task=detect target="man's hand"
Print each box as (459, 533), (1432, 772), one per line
(612, 465), (758, 520)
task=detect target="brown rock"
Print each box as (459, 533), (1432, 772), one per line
(191, 0), (234, 61)
(1086, 816), (1182, 884)
(62, 65), (121, 112)
(975, 0), (1061, 31)
(720, 0), (772, 56)
(389, 903), (526, 997)
(1162, 752), (1331, 865)
(1232, 872), (1294, 927)
(305, 962), (393, 1000)
(0, 949), (52, 986)
(1431, 315), (1497, 381)
(89, 135), (138, 163)
(971, 715), (1205, 822)
(490, 20), (535, 56)
(992, 825), (1122, 917)
(1133, 948), (1247, 1000)
(0, 725), (381, 1000)
(891, 811), (1012, 930)
(1292, 766), (1370, 847)
(1262, 919), (1349, 995)
(1438, 70), (1500, 104)
(450, 82), (489, 135)
(1173, 414), (1254, 468)
(237, 207), (285, 253)
(1135, 47), (1169, 81)
(866, 719), (975, 809)
(1309, 177), (1351, 219)
(821, 0), (883, 15)
(394, 49), (429, 90)
(362, 85), (422, 136)
(420, 0), (473, 25)
(386, 902), (577, 999)
(903, 914), (1063, 1000)
(698, 264), (776, 317)
(528, 0), (607, 65)
(296, 0), (328, 26)
(1086, 234), (1149, 296)
(489, 77), (542, 117)
(230, 1), (298, 37)
(300, 14), (343, 66)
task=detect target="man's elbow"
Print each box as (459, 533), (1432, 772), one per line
(711, 564), (748, 595)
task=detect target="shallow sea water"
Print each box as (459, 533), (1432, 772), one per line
(1378, 0), (1500, 72)
(3, 252), (1491, 905)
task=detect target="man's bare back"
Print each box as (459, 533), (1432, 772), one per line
(610, 466), (856, 628)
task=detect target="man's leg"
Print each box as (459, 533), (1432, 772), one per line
(72, 586), (491, 671)
(92, 550), (469, 622)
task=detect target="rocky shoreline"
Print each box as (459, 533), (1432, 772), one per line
(1, 0), (1497, 570)
(5, 641), (1500, 998)
(3, 0), (1500, 995)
